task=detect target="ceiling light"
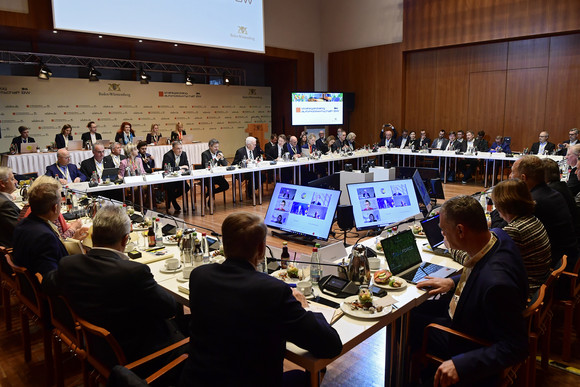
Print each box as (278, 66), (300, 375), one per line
(88, 65), (101, 81)
(38, 62), (52, 80)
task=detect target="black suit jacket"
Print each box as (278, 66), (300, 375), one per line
(81, 132), (102, 147)
(179, 259), (342, 386)
(233, 146), (259, 165)
(103, 154), (127, 169)
(431, 137), (449, 150)
(13, 214), (68, 276)
(267, 144), (285, 160)
(0, 194), (19, 247)
(162, 150), (189, 171)
(316, 138), (329, 154)
(79, 157), (115, 179)
(200, 149), (228, 167)
(55, 134), (73, 149)
(474, 138), (489, 152)
(11, 136), (36, 153)
(530, 141), (556, 155)
(567, 167), (580, 197)
(263, 141), (275, 156)
(418, 137), (431, 148)
(43, 248), (182, 361)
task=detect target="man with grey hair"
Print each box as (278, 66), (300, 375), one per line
(179, 212), (342, 386)
(0, 167), (19, 247)
(557, 127), (579, 155)
(233, 137), (260, 198)
(530, 131), (556, 155)
(201, 138), (229, 205)
(43, 205), (185, 363)
(103, 142), (126, 168)
(13, 177), (68, 275)
(45, 148), (86, 184)
(162, 141), (191, 212)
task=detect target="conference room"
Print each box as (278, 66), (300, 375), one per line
(1, 1), (579, 386)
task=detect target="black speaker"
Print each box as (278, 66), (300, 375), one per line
(344, 163), (353, 172)
(337, 205), (355, 231)
(384, 160), (392, 169)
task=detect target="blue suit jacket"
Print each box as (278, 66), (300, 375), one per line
(449, 228), (528, 385)
(45, 163), (87, 182)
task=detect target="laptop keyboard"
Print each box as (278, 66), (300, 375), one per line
(400, 262), (438, 282)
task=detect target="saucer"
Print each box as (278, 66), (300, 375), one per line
(159, 265), (183, 274)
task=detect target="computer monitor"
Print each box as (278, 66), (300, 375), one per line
(412, 169), (432, 213)
(308, 173), (340, 191)
(346, 179), (421, 231)
(264, 183), (341, 241)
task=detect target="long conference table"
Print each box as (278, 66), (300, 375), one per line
(0, 143), (206, 176)
(127, 228), (463, 387)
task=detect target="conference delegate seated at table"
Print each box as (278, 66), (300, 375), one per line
(395, 129), (410, 149)
(380, 127), (395, 148)
(418, 130), (431, 149)
(0, 167), (19, 248)
(331, 131), (350, 152)
(489, 135), (511, 153)
(114, 121), (135, 145)
(557, 127), (579, 156)
(104, 142), (127, 168)
(137, 141), (156, 174)
(146, 123), (163, 145)
(301, 133), (318, 154)
(233, 137), (261, 198)
(179, 212), (342, 386)
(431, 130), (448, 150)
(565, 144), (580, 197)
(55, 124), (73, 149)
(43, 205), (187, 369)
(412, 196), (528, 386)
(200, 138), (229, 205)
(45, 148), (86, 184)
(118, 143), (146, 178)
(346, 132), (356, 150)
(171, 122), (187, 142)
(79, 143), (111, 181)
(81, 121), (102, 149)
(316, 130), (328, 154)
(263, 133), (277, 156)
(13, 177), (69, 276)
(162, 141), (190, 212)
(530, 131), (556, 155)
(11, 126), (35, 153)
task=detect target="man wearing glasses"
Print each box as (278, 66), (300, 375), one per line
(530, 131), (556, 155)
(46, 148), (86, 184)
(557, 128), (579, 156)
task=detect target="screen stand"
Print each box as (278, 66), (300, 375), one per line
(271, 231), (317, 246)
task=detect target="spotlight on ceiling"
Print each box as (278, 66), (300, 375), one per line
(139, 68), (151, 84)
(38, 62), (52, 80)
(223, 74), (230, 86)
(185, 73), (194, 86)
(88, 65), (102, 82)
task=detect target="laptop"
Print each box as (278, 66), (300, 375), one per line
(67, 140), (83, 151)
(181, 134), (194, 144)
(381, 229), (456, 284)
(420, 214), (452, 257)
(20, 142), (38, 153)
(102, 167), (119, 181)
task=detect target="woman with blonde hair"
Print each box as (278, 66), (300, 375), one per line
(146, 123), (163, 144)
(118, 143), (146, 178)
(171, 121), (187, 142)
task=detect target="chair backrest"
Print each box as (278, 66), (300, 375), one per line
(77, 317), (127, 381)
(6, 255), (44, 317)
(534, 255), (567, 330)
(0, 248), (17, 288)
(47, 294), (84, 352)
(568, 254), (580, 298)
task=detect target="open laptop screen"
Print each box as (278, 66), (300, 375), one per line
(381, 229), (423, 275)
(421, 214), (445, 249)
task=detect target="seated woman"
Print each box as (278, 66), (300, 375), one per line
(301, 133), (318, 155)
(171, 122), (187, 142)
(114, 121), (135, 145)
(346, 132), (356, 150)
(146, 123), (163, 144)
(55, 124), (73, 149)
(325, 135), (336, 154)
(118, 143), (146, 178)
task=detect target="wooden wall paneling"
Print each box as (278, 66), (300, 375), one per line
(375, 44), (404, 142)
(545, 34), (580, 143)
(404, 50), (437, 138)
(507, 37), (550, 69)
(467, 71), (507, 138)
(504, 68), (548, 151)
(0, 0), (52, 30)
(433, 46), (470, 132)
(469, 42), (508, 73)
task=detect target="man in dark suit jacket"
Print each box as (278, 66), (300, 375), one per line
(557, 128), (579, 155)
(530, 131), (556, 155)
(316, 130), (329, 154)
(263, 134), (277, 156)
(511, 155), (579, 271)
(179, 213), (342, 386)
(283, 136), (303, 158)
(0, 167), (19, 247)
(103, 142), (127, 169)
(45, 148), (86, 184)
(11, 126), (36, 153)
(414, 196), (528, 386)
(395, 130), (410, 148)
(233, 137), (261, 197)
(431, 130), (449, 150)
(418, 130), (431, 149)
(13, 178), (68, 276)
(43, 206), (185, 364)
(81, 121), (102, 148)
(200, 139), (229, 203)
(80, 143), (114, 181)
(331, 131), (350, 152)
(162, 142), (190, 212)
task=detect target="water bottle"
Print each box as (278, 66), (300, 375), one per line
(310, 246), (322, 285)
(155, 218), (163, 242)
(201, 232), (210, 263)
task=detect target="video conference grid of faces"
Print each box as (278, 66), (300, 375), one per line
(269, 187), (332, 226)
(356, 184), (412, 223)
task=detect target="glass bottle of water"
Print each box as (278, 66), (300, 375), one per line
(310, 247), (322, 284)
(201, 232), (210, 263)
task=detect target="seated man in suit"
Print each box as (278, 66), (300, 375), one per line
(530, 131), (556, 155)
(331, 131), (350, 152)
(80, 143), (109, 181)
(137, 141), (156, 174)
(0, 167), (19, 247)
(263, 133), (277, 156)
(104, 142), (126, 169)
(162, 141), (190, 212)
(80, 121), (102, 149)
(431, 130), (449, 150)
(565, 144), (580, 197)
(45, 148), (86, 184)
(395, 129), (410, 149)
(233, 137), (261, 198)
(418, 130), (431, 149)
(284, 135), (302, 158)
(459, 131), (478, 183)
(200, 139), (229, 205)
(13, 177), (68, 276)
(43, 205), (186, 364)
(511, 155), (579, 270)
(412, 195), (528, 386)
(11, 126), (35, 153)
(316, 130), (329, 154)
(557, 127), (579, 156)
(179, 212), (342, 386)
(380, 127), (395, 148)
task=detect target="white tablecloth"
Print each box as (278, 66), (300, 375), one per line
(1, 143), (206, 176)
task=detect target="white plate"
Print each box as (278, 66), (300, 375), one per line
(340, 296), (393, 319)
(271, 269), (308, 283)
(412, 231), (427, 238)
(372, 276), (408, 290)
(163, 237), (179, 245)
(159, 265), (183, 274)
(132, 226), (149, 232)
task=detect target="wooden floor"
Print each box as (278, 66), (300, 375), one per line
(1, 180), (579, 386)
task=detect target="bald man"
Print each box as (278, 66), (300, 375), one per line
(530, 131), (556, 155)
(45, 148), (86, 184)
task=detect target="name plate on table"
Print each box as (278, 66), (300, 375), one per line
(144, 173), (165, 182)
(399, 148), (413, 154)
(490, 152), (505, 158)
(478, 152), (491, 158)
(124, 176), (144, 184)
(431, 150), (445, 156)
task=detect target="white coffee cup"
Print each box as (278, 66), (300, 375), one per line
(165, 258), (180, 270)
(368, 257), (381, 271)
(297, 280), (312, 296)
(182, 266), (194, 279)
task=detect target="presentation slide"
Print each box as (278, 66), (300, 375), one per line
(52, 0), (264, 53)
(346, 179), (421, 231)
(291, 92), (343, 126)
(264, 183), (341, 240)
